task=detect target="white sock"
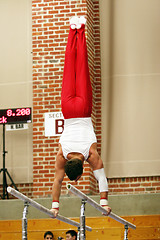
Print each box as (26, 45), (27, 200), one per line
(79, 16), (86, 25)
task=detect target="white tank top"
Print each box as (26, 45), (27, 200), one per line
(59, 117), (97, 160)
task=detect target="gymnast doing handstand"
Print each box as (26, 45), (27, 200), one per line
(51, 16), (111, 217)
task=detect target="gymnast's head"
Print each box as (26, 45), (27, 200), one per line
(64, 159), (83, 181)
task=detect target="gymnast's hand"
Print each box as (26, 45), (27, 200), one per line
(102, 205), (112, 216)
(50, 208), (59, 218)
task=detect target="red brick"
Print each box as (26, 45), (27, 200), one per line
(131, 183), (140, 187)
(135, 188), (145, 192)
(152, 182), (160, 186)
(141, 183), (152, 187)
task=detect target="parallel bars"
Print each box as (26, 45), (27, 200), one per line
(7, 186), (92, 232)
(67, 184), (136, 230)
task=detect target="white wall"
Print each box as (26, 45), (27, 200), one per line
(100, 0), (160, 177)
(0, 0), (32, 183)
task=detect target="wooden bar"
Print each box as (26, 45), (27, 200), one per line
(67, 184), (136, 230)
(7, 187), (92, 232)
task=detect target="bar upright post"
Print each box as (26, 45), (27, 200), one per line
(80, 200), (86, 240)
(124, 225), (128, 240)
(22, 202), (29, 240)
(77, 227), (80, 240)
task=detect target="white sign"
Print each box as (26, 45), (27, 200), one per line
(6, 123), (28, 131)
(45, 112), (64, 137)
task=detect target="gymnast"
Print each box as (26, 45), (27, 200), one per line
(51, 16), (111, 217)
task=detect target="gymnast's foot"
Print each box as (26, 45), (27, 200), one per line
(79, 16), (86, 25)
(70, 16), (86, 29)
(70, 16), (79, 29)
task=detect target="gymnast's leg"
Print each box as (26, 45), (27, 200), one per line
(61, 19), (92, 119)
(61, 27), (77, 119)
(75, 23), (92, 117)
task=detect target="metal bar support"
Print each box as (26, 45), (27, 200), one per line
(80, 200), (86, 240)
(77, 227), (80, 240)
(124, 225), (128, 240)
(22, 202), (29, 240)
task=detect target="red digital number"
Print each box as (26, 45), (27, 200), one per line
(21, 108), (26, 116)
(26, 108), (31, 115)
(16, 108), (31, 116)
(7, 109), (12, 117)
(16, 109), (21, 116)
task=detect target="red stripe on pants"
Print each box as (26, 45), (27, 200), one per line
(61, 25), (92, 119)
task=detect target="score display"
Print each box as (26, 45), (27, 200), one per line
(0, 108), (32, 124)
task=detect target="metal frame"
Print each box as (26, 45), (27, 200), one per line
(7, 186), (92, 232)
(124, 225), (129, 240)
(67, 184), (136, 240)
(7, 184), (136, 240)
(79, 199), (86, 240)
(22, 202), (29, 240)
(67, 184), (136, 230)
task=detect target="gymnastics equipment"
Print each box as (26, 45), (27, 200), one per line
(7, 187), (92, 240)
(7, 184), (136, 240)
(67, 184), (136, 240)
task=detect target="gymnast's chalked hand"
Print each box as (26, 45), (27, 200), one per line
(102, 205), (112, 216)
(50, 208), (59, 217)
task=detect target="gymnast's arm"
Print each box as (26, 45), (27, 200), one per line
(87, 143), (111, 216)
(51, 146), (66, 217)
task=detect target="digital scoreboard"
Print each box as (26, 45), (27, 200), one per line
(0, 108), (32, 124)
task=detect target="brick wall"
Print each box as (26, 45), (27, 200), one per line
(1, 175), (160, 199)
(108, 176), (160, 195)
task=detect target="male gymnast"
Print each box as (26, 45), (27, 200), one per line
(51, 16), (111, 217)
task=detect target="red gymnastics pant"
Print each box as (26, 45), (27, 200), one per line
(61, 25), (92, 119)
